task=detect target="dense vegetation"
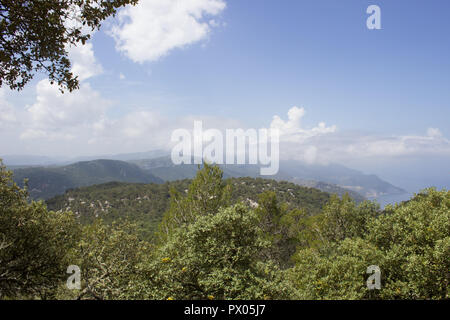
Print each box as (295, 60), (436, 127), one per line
(0, 161), (448, 300)
(46, 177), (330, 240)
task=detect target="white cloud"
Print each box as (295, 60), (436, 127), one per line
(85, 110), (168, 151)
(20, 79), (111, 140)
(67, 42), (103, 81)
(62, 4), (103, 82)
(281, 129), (450, 165)
(271, 106), (337, 143)
(343, 131), (450, 158)
(109, 0), (226, 63)
(303, 146), (318, 164)
(427, 127), (442, 138)
(2, 89), (450, 165)
(270, 107), (450, 165)
(84, 106), (450, 165)
(0, 88), (17, 129)
(13, 25), (104, 142)
(87, 110), (244, 154)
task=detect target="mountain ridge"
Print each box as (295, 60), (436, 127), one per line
(9, 153), (406, 202)
(131, 156), (405, 199)
(13, 159), (163, 200)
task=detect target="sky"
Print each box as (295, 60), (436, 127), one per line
(0, 0), (449, 190)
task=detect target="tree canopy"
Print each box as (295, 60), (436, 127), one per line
(0, 161), (79, 299)
(1, 161), (448, 300)
(292, 189), (449, 299)
(0, 0), (137, 92)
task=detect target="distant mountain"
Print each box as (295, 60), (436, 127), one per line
(130, 156), (406, 199)
(69, 150), (168, 163)
(1, 154), (67, 167)
(13, 159), (163, 200)
(130, 157), (262, 179)
(129, 156), (367, 201)
(1, 150), (168, 167)
(9, 153), (406, 202)
(276, 160), (407, 198)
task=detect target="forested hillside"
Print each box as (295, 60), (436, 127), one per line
(46, 177), (331, 240)
(1, 162), (448, 300)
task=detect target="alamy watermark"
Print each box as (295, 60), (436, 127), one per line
(366, 265), (381, 290)
(171, 121), (280, 175)
(66, 265), (81, 290)
(367, 5), (381, 30)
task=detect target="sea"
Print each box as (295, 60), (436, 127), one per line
(369, 192), (414, 208)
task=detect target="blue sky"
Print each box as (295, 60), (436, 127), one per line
(86, 0), (450, 134)
(0, 0), (449, 190)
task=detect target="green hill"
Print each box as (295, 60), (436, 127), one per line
(13, 159), (163, 200)
(46, 177), (331, 240)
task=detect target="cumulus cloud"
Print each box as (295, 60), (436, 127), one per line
(18, 40), (104, 140)
(20, 80), (111, 141)
(2, 90), (450, 165)
(17, 19), (104, 141)
(1, 1), (230, 155)
(8, 79), (243, 154)
(62, 4), (103, 82)
(87, 110), (244, 154)
(90, 106), (449, 166)
(271, 107), (450, 165)
(427, 127), (442, 138)
(88, 110), (169, 149)
(342, 130), (450, 158)
(0, 88), (17, 129)
(2, 74), (241, 155)
(67, 42), (103, 81)
(271, 106), (337, 143)
(109, 0), (226, 63)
